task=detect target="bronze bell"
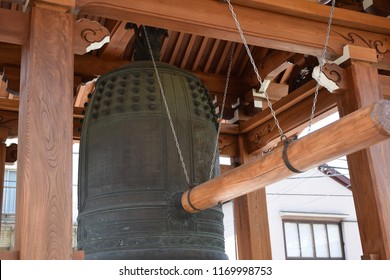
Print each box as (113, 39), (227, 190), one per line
(77, 60), (227, 259)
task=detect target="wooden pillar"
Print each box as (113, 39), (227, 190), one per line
(233, 135), (272, 259)
(14, 1), (74, 259)
(0, 127), (8, 230)
(336, 49), (390, 259)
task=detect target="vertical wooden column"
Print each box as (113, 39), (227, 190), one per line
(336, 50), (390, 259)
(0, 127), (8, 230)
(233, 135), (272, 259)
(14, 2), (74, 259)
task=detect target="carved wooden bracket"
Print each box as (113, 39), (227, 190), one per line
(321, 63), (347, 94)
(333, 31), (389, 62)
(312, 63), (347, 94)
(74, 18), (110, 55)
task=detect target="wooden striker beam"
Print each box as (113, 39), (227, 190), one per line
(181, 100), (390, 213)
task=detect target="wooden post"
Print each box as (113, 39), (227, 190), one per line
(14, 2), (74, 259)
(0, 127), (8, 231)
(181, 100), (390, 213)
(336, 51), (390, 259)
(234, 135), (272, 259)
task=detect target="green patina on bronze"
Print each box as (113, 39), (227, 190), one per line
(77, 60), (227, 260)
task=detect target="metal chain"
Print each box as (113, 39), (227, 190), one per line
(226, 0), (284, 139)
(143, 25), (191, 185)
(308, 0), (336, 133)
(209, 44), (236, 179)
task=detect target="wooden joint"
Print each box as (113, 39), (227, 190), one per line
(74, 19), (110, 55)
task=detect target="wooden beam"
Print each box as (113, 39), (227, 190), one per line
(241, 79), (318, 133)
(232, 0), (389, 34)
(14, 5), (74, 260)
(218, 133), (239, 157)
(74, 53), (247, 94)
(181, 100), (390, 213)
(234, 135), (272, 260)
(0, 8), (29, 45)
(246, 88), (337, 154)
(336, 58), (390, 259)
(0, 43), (249, 96)
(76, 0), (390, 61)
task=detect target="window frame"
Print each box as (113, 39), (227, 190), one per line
(2, 169), (17, 215)
(282, 219), (345, 260)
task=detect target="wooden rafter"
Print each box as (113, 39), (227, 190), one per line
(169, 32), (185, 65)
(192, 37), (208, 71)
(180, 34), (197, 69)
(100, 21), (135, 59)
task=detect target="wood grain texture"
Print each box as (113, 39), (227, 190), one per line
(14, 6), (73, 260)
(337, 62), (390, 260)
(76, 0), (390, 60)
(234, 135), (272, 260)
(182, 100), (390, 213)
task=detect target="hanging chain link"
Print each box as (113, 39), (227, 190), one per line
(209, 44), (236, 180)
(226, 0), (284, 139)
(143, 25), (191, 185)
(308, 0), (336, 133)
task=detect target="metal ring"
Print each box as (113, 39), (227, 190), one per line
(187, 188), (202, 212)
(282, 138), (304, 174)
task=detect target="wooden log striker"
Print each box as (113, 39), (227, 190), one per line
(181, 100), (390, 213)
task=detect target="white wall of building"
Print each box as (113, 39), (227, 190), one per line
(222, 168), (362, 260)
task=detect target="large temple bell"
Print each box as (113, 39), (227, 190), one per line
(77, 26), (227, 259)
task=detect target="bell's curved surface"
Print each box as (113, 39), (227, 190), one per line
(77, 61), (227, 259)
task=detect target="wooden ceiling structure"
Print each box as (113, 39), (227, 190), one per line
(0, 0), (389, 260)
